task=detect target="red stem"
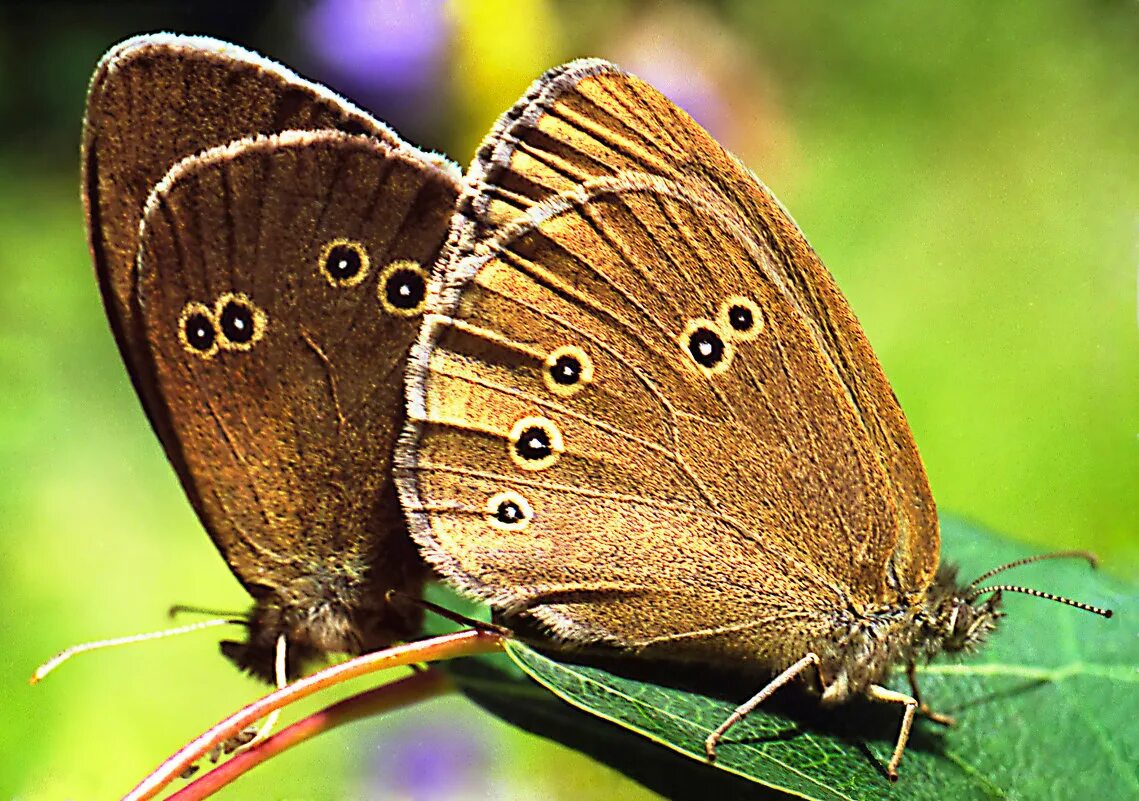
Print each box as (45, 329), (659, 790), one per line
(166, 667), (454, 801)
(121, 629), (505, 801)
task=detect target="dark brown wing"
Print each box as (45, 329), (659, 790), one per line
(83, 34), (436, 463)
(445, 59), (938, 596)
(398, 175), (901, 671)
(137, 130), (457, 672)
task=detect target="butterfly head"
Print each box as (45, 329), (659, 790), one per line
(219, 562), (426, 682)
(921, 551), (1112, 661)
(925, 566), (1004, 656)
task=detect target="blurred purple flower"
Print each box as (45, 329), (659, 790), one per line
(601, 4), (786, 159)
(301, 0), (448, 131)
(367, 720), (492, 800)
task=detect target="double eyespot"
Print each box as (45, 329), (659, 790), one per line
(679, 295), (763, 377)
(319, 239), (429, 317)
(508, 416), (563, 471)
(485, 490), (534, 532)
(543, 345), (594, 397)
(493, 418), (552, 531)
(179, 293), (267, 359)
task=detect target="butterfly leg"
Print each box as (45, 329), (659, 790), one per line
(182, 639), (288, 775)
(906, 662), (955, 726)
(704, 652), (820, 762)
(866, 684), (918, 781)
(229, 634), (288, 755)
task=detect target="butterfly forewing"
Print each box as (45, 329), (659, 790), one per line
(445, 60), (938, 596)
(401, 174), (906, 667)
(137, 130), (458, 668)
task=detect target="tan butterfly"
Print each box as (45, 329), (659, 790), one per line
(395, 59), (1110, 779)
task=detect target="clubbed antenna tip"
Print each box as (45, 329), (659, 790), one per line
(966, 583), (1113, 618)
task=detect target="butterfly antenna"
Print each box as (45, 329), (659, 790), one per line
(169, 603), (249, 620)
(966, 550), (1099, 589)
(29, 617), (243, 685)
(965, 584), (1113, 618)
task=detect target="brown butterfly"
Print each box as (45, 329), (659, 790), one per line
(395, 59), (1111, 779)
(83, 34), (458, 680)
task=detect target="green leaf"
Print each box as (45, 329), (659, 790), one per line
(446, 516), (1136, 800)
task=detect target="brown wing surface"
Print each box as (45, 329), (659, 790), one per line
(443, 60), (938, 596)
(399, 175), (903, 668)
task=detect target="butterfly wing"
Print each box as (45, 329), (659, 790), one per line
(446, 60), (938, 594)
(399, 173), (911, 670)
(136, 130), (458, 674)
(83, 34), (425, 461)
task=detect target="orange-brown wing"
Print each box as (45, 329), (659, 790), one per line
(398, 175), (900, 670)
(136, 130), (456, 653)
(447, 60), (938, 594)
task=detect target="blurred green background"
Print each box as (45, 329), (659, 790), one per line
(2, 1), (1135, 799)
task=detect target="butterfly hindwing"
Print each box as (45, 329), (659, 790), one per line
(445, 59), (938, 596)
(136, 129), (458, 674)
(400, 173), (905, 668)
